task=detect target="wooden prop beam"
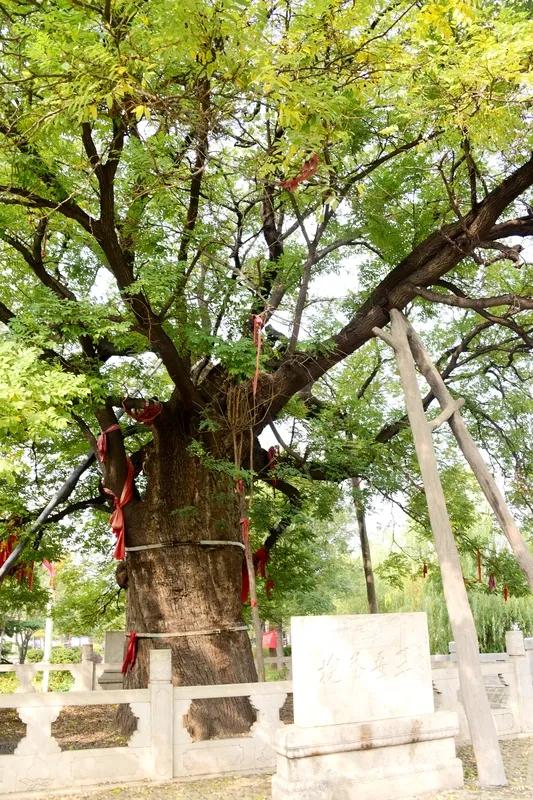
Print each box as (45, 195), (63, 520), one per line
(405, 322), (533, 591)
(373, 309), (506, 788)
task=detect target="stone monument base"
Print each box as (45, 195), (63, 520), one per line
(272, 711), (463, 800)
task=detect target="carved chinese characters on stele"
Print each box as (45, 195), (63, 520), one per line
(291, 613), (434, 727)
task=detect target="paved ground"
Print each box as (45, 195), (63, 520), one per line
(21, 736), (532, 800)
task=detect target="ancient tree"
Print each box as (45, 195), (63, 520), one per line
(0, 0), (532, 738)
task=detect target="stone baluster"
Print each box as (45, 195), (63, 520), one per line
(15, 705), (61, 755)
(15, 665), (36, 693)
(80, 644), (95, 690)
(505, 629), (533, 734)
(172, 698), (193, 778)
(149, 649), (173, 780)
(250, 691), (287, 739)
(128, 702), (151, 748)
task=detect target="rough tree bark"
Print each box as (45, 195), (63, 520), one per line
(119, 410), (257, 740)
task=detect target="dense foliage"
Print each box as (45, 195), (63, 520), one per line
(0, 0), (531, 660)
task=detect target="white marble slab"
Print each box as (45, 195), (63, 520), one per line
(291, 613), (434, 727)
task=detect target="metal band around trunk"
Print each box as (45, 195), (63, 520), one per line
(125, 540), (245, 553)
(129, 626), (248, 638)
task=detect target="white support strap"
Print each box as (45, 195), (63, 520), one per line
(200, 540), (245, 550)
(129, 626), (248, 638)
(126, 540), (245, 553)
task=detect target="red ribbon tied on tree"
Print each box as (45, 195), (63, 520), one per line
(0, 535), (33, 586)
(254, 547), (269, 579)
(240, 517), (250, 545)
(105, 459), (135, 560)
(42, 559), (56, 577)
(0, 535), (17, 567)
(121, 632), (138, 674)
(15, 563), (33, 589)
(96, 424), (121, 463)
(42, 560), (56, 589)
(123, 401), (163, 426)
(240, 545), (272, 604)
(280, 153), (319, 192)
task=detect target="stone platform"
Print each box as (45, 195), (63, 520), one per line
(272, 711), (463, 800)
(272, 613), (464, 800)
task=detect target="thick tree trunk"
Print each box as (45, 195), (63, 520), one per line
(351, 478), (379, 614)
(122, 415), (257, 740)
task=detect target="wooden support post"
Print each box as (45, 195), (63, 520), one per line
(238, 495), (265, 682)
(406, 323), (533, 591)
(428, 398), (465, 431)
(373, 309), (507, 788)
(246, 547), (265, 682)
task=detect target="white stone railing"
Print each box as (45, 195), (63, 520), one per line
(0, 660), (126, 693)
(0, 650), (290, 796)
(431, 630), (533, 743)
(0, 662), (95, 693)
(1, 631), (531, 796)
(172, 679), (290, 778)
(0, 683), (152, 795)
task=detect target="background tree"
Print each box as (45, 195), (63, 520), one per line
(0, 576), (48, 663)
(52, 558), (125, 639)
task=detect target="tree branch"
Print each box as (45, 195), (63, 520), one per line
(265, 153), (533, 420)
(413, 286), (533, 311)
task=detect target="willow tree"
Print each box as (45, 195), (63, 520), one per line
(1, 0), (532, 736)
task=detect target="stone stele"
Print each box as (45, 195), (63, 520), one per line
(272, 613), (463, 800)
(97, 631), (125, 690)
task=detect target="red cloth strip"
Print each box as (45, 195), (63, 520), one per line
(267, 446), (278, 469)
(104, 459), (135, 560)
(503, 585), (509, 602)
(42, 559), (55, 577)
(15, 562), (33, 589)
(96, 424), (121, 463)
(240, 517), (250, 545)
(241, 544), (272, 604)
(121, 632), (138, 674)
(280, 153), (319, 192)
(0, 535), (17, 567)
(124, 401), (163, 426)
(0, 536), (33, 587)
(254, 547), (268, 579)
